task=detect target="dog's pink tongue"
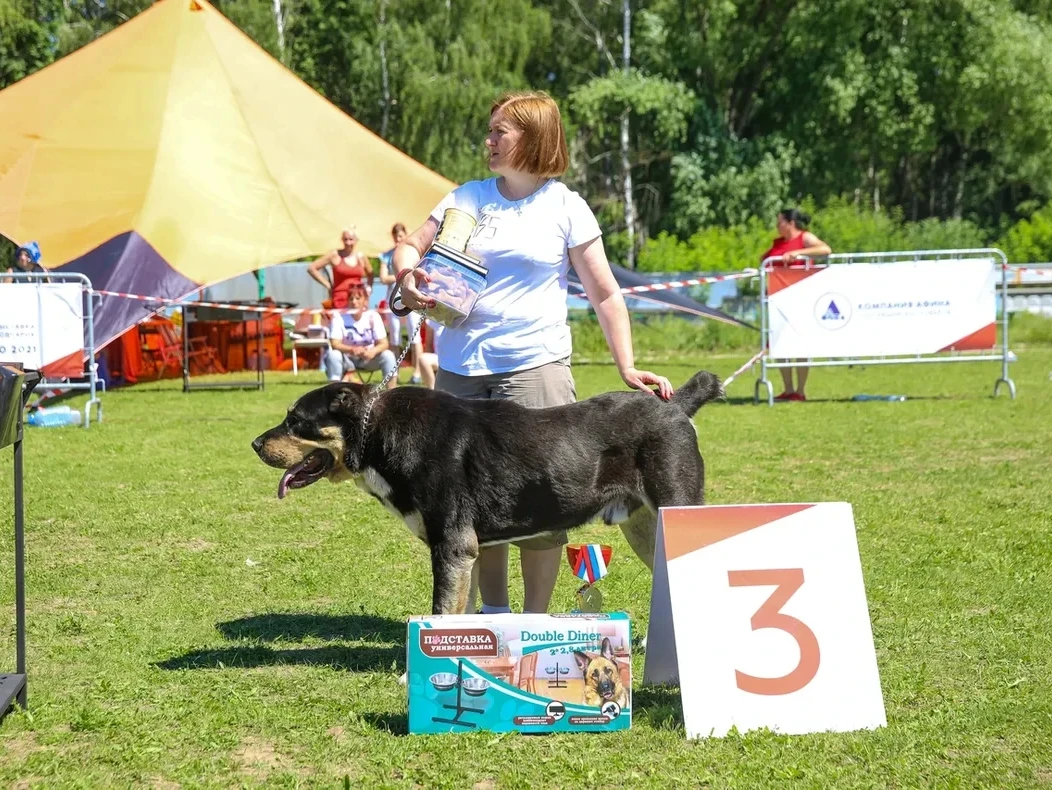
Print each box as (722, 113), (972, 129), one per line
(278, 469), (295, 500)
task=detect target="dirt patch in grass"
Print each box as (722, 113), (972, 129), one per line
(147, 778), (181, 789)
(235, 738), (286, 780)
(2, 732), (42, 761)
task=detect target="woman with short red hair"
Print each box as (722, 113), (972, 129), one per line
(394, 90), (672, 616)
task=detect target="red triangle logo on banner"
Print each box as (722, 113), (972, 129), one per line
(938, 323), (996, 352)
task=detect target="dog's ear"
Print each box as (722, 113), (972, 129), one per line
(329, 387), (361, 417)
(573, 651), (591, 673)
(600, 637), (616, 664)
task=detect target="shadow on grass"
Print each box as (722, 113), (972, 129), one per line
(155, 612), (407, 674)
(217, 612), (405, 643)
(155, 643), (404, 673)
(720, 393), (958, 407)
(359, 712), (409, 735)
(632, 684), (684, 729)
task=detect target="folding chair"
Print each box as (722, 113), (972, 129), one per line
(286, 312), (331, 375)
(141, 317), (223, 378)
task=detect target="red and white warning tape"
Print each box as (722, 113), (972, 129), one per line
(96, 269), (758, 315)
(95, 289), (391, 316)
(722, 349), (767, 389)
(616, 270), (757, 295)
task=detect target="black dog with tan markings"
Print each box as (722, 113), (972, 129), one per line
(252, 371), (721, 614)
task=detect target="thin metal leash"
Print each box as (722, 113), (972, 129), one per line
(355, 308), (428, 463)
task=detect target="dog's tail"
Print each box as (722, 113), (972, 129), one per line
(669, 371), (723, 417)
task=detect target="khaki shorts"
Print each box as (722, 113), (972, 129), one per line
(436, 358), (576, 550)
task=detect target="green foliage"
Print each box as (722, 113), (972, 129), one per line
(666, 107), (796, 233)
(288, 0), (548, 185)
(637, 222), (772, 273)
(814, 200), (987, 255)
(3, 356), (1052, 784)
(4, 0), (1052, 268)
(638, 199), (994, 273)
(568, 70), (695, 150)
(997, 203), (1052, 263)
(0, 0), (57, 89)
(1010, 312), (1052, 345)
(212, 0), (282, 61)
(570, 312), (757, 359)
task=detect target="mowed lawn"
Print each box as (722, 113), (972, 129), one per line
(0, 348), (1050, 788)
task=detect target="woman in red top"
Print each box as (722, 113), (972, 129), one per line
(308, 227), (375, 309)
(760, 208), (832, 401)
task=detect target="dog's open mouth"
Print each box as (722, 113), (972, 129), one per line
(277, 450), (335, 499)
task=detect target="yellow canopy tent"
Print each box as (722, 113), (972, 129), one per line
(0, 0), (456, 347)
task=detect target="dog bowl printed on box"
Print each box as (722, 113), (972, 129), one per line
(461, 677), (490, 697)
(407, 613), (632, 735)
(430, 672), (459, 692)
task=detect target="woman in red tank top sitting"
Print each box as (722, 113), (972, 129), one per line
(760, 208), (832, 401)
(308, 227), (375, 309)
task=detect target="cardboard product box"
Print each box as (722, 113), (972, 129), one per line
(406, 613), (632, 735)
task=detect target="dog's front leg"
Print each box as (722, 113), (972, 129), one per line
(429, 535), (479, 615)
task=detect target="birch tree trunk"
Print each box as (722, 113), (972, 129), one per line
(272, 0), (286, 63)
(621, 0), (635, 269)
(379, 0), (391, 137)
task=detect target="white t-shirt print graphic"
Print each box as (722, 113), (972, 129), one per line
(472, 211), (500, 242)
(428, 178), (602, 376)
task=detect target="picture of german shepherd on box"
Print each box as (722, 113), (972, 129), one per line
(574, 637), (630, 708)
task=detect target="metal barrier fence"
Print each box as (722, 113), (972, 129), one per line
(2, 272), (103, 427)
(754, 248), (1015, 405)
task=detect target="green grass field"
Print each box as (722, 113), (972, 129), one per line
(0, 349), (1050, 788)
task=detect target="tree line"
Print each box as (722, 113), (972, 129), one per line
(4, 0), (1052, 269)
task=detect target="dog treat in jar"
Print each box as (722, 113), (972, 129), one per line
(416, 243), (488, 328)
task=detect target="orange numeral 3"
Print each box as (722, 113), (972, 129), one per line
(728, 568), (820, 695)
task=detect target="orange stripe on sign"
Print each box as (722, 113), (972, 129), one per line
(662, 504), (814, 561)
(767, 268), (824, 296)
(938, 322), (996, 352)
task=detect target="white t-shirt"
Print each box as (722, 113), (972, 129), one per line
(427, 177), (601, 376)
(330, 309), (387, 349)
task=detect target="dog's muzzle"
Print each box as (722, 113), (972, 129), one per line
(275, 449), (334, 499)
(252, 433), (336, 499)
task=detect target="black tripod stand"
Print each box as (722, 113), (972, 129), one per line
(0, 364), (40, 719)
(546, 661), (569, 689)
(431, 660), (484, 728)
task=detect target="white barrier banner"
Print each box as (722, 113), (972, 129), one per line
(0, 283), (84, 376)
(768, 259), (997, 359)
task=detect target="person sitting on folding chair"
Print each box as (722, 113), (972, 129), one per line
(324, 286), (398, 389)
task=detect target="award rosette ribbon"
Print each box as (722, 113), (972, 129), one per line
(566, 544), (612, 613)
